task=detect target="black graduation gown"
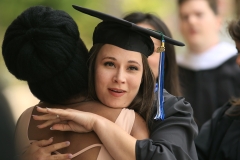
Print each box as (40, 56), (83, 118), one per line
(195, 102), (240, 160)
(135, 90), (198, 160)
(178, 55), (240, 128)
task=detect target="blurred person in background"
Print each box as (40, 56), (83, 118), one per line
(0, 82), (15, 159)
(194, 18), (240, 160)
(123, 12), (182, 96)
(177, 0), (240, 128)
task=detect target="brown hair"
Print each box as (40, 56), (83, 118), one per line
(177, 0), (219, 15)
(123, 12), (182, 96)
(87, 44), (155, 123)
(228, 19), (240, 108)
(228, 19), (240, 41)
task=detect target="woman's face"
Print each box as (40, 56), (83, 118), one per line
(137, 23), (161, 80)
(235, 40), (240, 67)
(95, 44), (143, 108)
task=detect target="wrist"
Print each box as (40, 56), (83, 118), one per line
(92, 115), (108, 132)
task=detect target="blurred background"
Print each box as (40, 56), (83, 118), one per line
(0, 0), (238, 123)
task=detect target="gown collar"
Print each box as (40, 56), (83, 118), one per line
(177, 42), (237, 71)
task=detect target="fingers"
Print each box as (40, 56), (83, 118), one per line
(51, 122), (92, 133)
(44, 141), (71, 153)
(37, 107), (71, 119)
(36, 106), (50, 114)
(32, 137), (54, 147)
(32, 113), (58, 121)
(50, 124), (72, 131)
(46, 108), (72, 118)
(37, 119), (62, 129)
(49, 153), (73, 160)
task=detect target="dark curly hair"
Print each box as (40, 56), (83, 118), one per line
(2, 6), (89, 103)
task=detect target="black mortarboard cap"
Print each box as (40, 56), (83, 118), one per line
(93, 21), (154, 57)
(72, 5), (185, 47)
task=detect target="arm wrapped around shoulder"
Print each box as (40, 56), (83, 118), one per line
(136, 90), (198, 160)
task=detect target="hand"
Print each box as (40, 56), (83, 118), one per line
(33, 107), (99, 133)
(19, 137), (73, 160)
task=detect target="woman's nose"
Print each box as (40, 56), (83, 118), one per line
(113, 69), (126, 84)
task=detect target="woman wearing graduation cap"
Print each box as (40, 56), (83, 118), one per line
(23, 5), (198, 160)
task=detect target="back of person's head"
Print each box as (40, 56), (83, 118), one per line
(228, 18), (240, 82)
(228, 19), (240, 41)
(123, 12), (181, 96)
(177, 0), (218, 15)
(2, 6), (89, 103)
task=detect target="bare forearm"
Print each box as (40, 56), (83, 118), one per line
(93, 116), (136, 160)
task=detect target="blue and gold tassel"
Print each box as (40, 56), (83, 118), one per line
(154, 35), (165, 120)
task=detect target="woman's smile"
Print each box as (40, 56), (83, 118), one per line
(108, 88), (126, 97)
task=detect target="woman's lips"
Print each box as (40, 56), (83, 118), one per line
(108, 88), (126, 97)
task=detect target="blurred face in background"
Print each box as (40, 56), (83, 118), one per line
(179, 0), (221, 52)
(235, 41), (240, 66)
(137, 23), (161, 80)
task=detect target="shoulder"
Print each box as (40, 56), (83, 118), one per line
(115, 108), (149, 139)
(15, 106), (35, 133)
(143, 90), (198, 160)
(151, 89), (198, 135)
(15, 106), (35, 155)
(131, 112), (149, 140)
(163, 89), (195, 119)
(215, 57), (240, 83)
(16, 106), (35, 125)
(151, 90), (196, 120)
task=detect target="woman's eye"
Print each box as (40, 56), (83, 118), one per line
(128, 66), (138, 71)
(104, 62), (115, 67)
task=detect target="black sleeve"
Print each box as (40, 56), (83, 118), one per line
(194, 103), (233, 160)
(135, 90), (199, 160)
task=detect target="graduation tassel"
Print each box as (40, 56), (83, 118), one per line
(154, 34), (165, 120)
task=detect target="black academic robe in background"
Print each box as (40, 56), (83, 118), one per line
(179, 55), (240, 128)
(135, 90), (198, 160)
(195, 102), (240, 160)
